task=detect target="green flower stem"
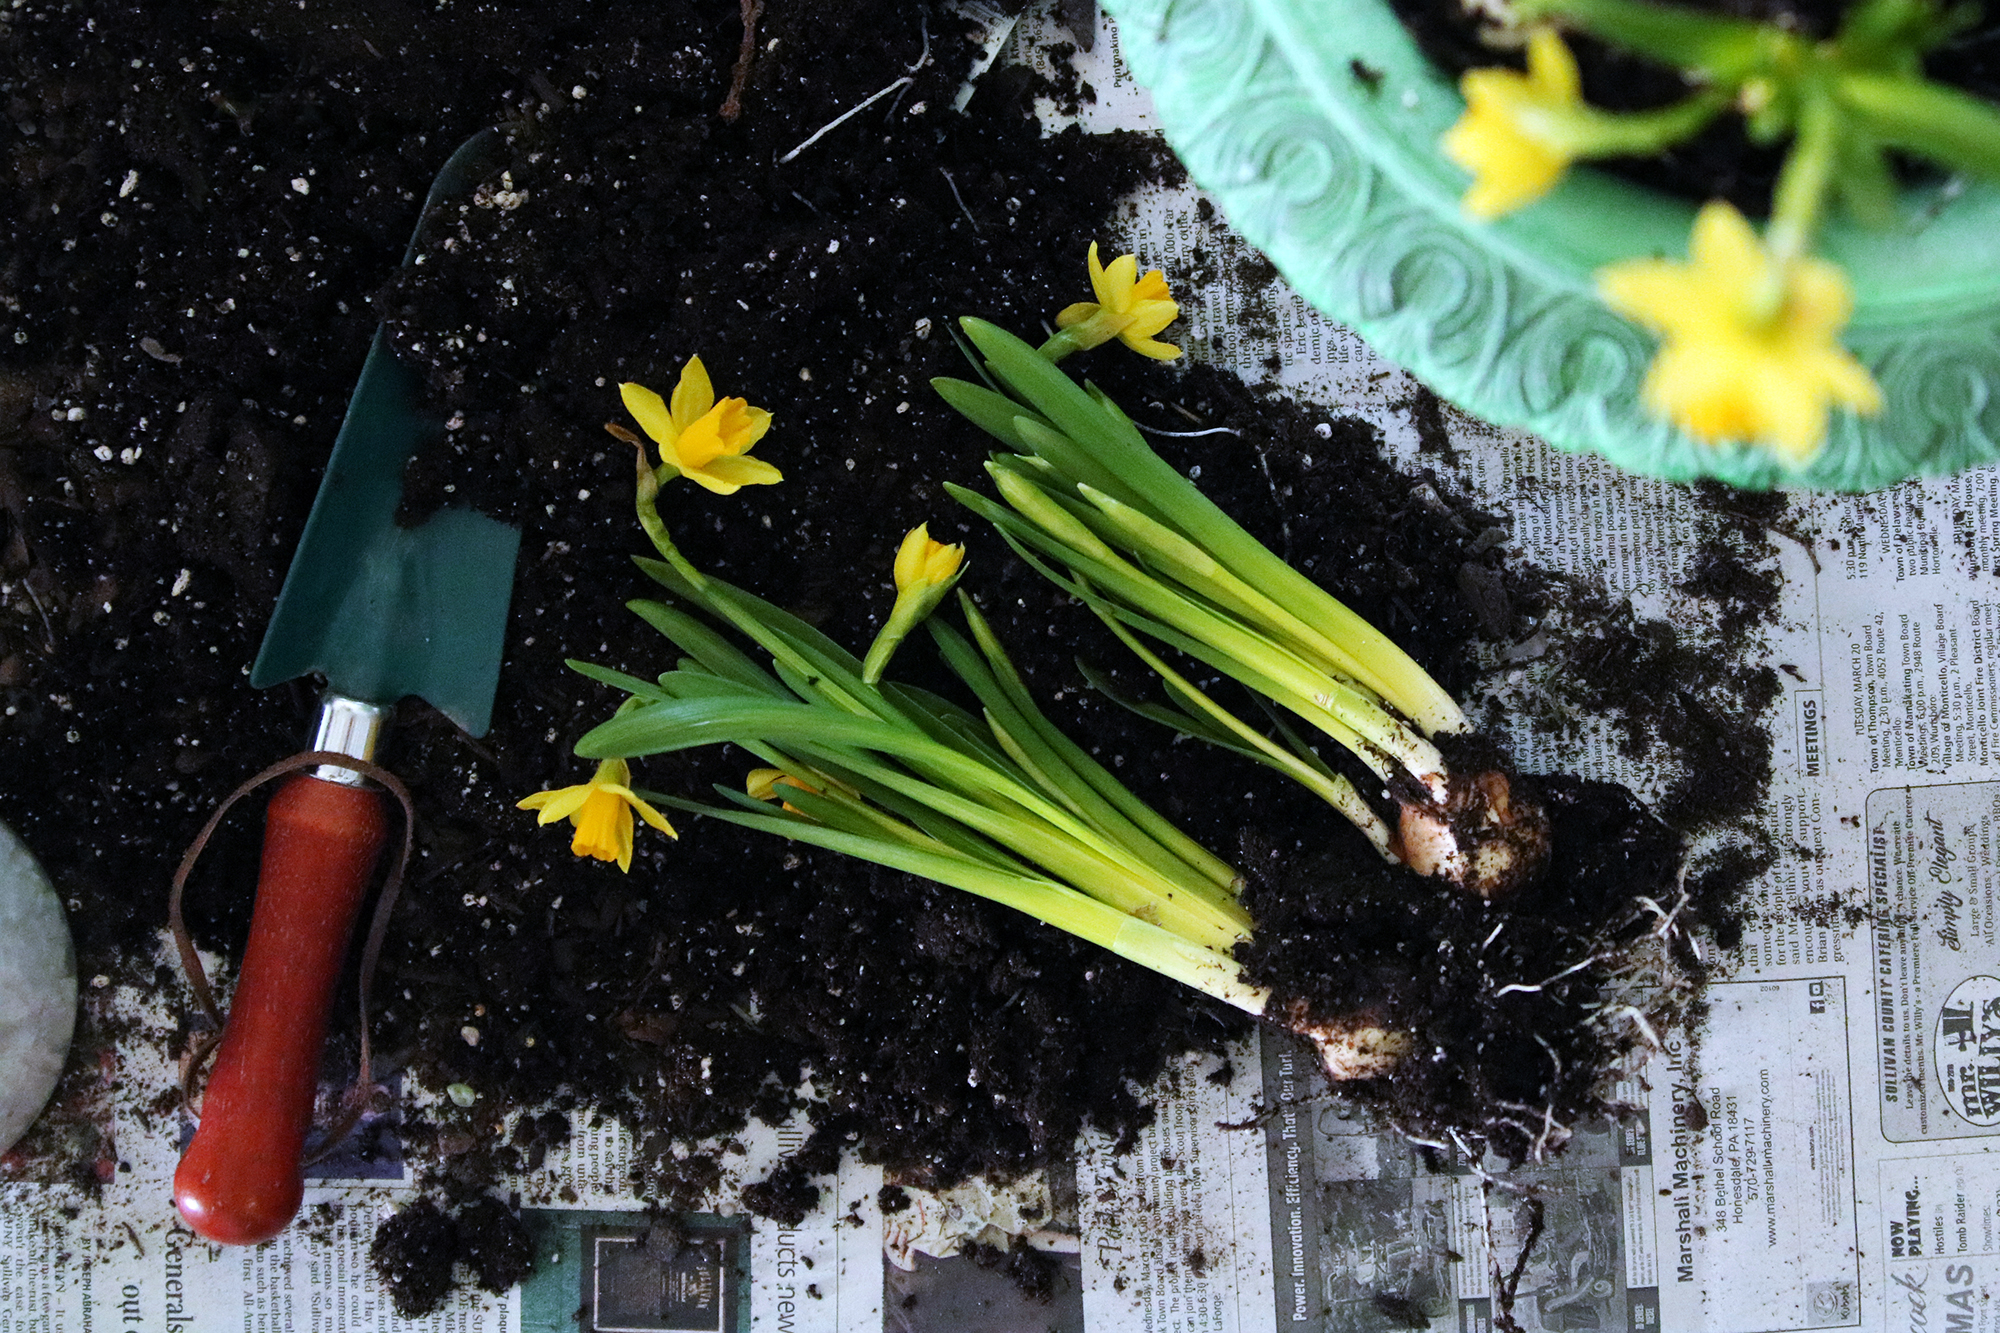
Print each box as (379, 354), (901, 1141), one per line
(777, 749), (1164, 918)
(633, 450), (690, 574)
(966, 467), (1395, 744)
(1767, 87), (1842, 265)
(860, 598), (927, 685)
(1560, 88), (1735, 160)
(1832, 129), (1901, 228)
(569, 658), (677, 704)
(1514, 0), (1776, 80)
(1065, 473), (1405, 693)
(1839, 71), (2000, 180)
(838, 744), (1252, 949)
(771, 748), (1028, 871)
(973, 501), (1408, 803)
(623, 604), (783, 697)
(1842, 0), (1983, 74)
(635, 462), (888, 724)
(934, 608), (1241, 898)
(1036, 320), (1108, 364)
(634, 554), (887, 722)
(765, 778), (973, 857)
(951, 597), (1242, 893)
(1075, 656), (1357, 794)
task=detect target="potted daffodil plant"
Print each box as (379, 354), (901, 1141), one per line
(1099, 0), (2000, 490)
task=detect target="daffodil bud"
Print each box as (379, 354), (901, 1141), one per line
(745, 768), (821, 815)
(988, 462), (1118, 563)
(861, 524), (967, 684)
(893, 523), (966, 599)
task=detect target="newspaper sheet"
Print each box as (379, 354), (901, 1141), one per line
(4, 5), (1984, 1332)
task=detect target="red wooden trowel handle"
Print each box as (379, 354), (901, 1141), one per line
(174, 773), (387, 1245)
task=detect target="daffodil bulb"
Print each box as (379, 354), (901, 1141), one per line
(1394, 769), (1552, 901)
(1280, 1000), (1414, 1081)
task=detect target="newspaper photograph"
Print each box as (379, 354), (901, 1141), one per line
(5, 5), (1993, 1333)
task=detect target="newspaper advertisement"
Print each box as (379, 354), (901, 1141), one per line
(5, 5), (1993, 1332)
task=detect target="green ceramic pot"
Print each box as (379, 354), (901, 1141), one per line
(1102, 0), (2000, 491)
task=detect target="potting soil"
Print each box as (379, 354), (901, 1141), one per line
(1, 0), (1779, 1309)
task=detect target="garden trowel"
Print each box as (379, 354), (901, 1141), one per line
(173, 131), (520, 1246)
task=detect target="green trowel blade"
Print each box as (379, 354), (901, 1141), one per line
(251, 131), (519, 737)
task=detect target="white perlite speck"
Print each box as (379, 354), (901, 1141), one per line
(0, 820), (77, 1154)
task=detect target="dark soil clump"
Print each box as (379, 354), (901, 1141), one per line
(369, 1197), (460, 1318)
(1679, 481), (1796, 648)
(968, 1239), (1067, 1303)
(457, 1195), (535, 1295)
(1237, 774), (1686, 1160)
(738, 1130), (843, 1228)
(369, 1194), (534, 1316)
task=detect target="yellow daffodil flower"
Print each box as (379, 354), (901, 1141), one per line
(1047, 243), (1181, 361)
(862, 524), (968, 684)
(517, 757), (676, 873)
(1443, 28), (1589, 219)
(1597, 200), (1881, 463)
(612, 355), (779, 495)
(893, 523), (967, 597)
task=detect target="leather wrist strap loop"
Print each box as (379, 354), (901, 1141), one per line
(168, 751), (416, 1165)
